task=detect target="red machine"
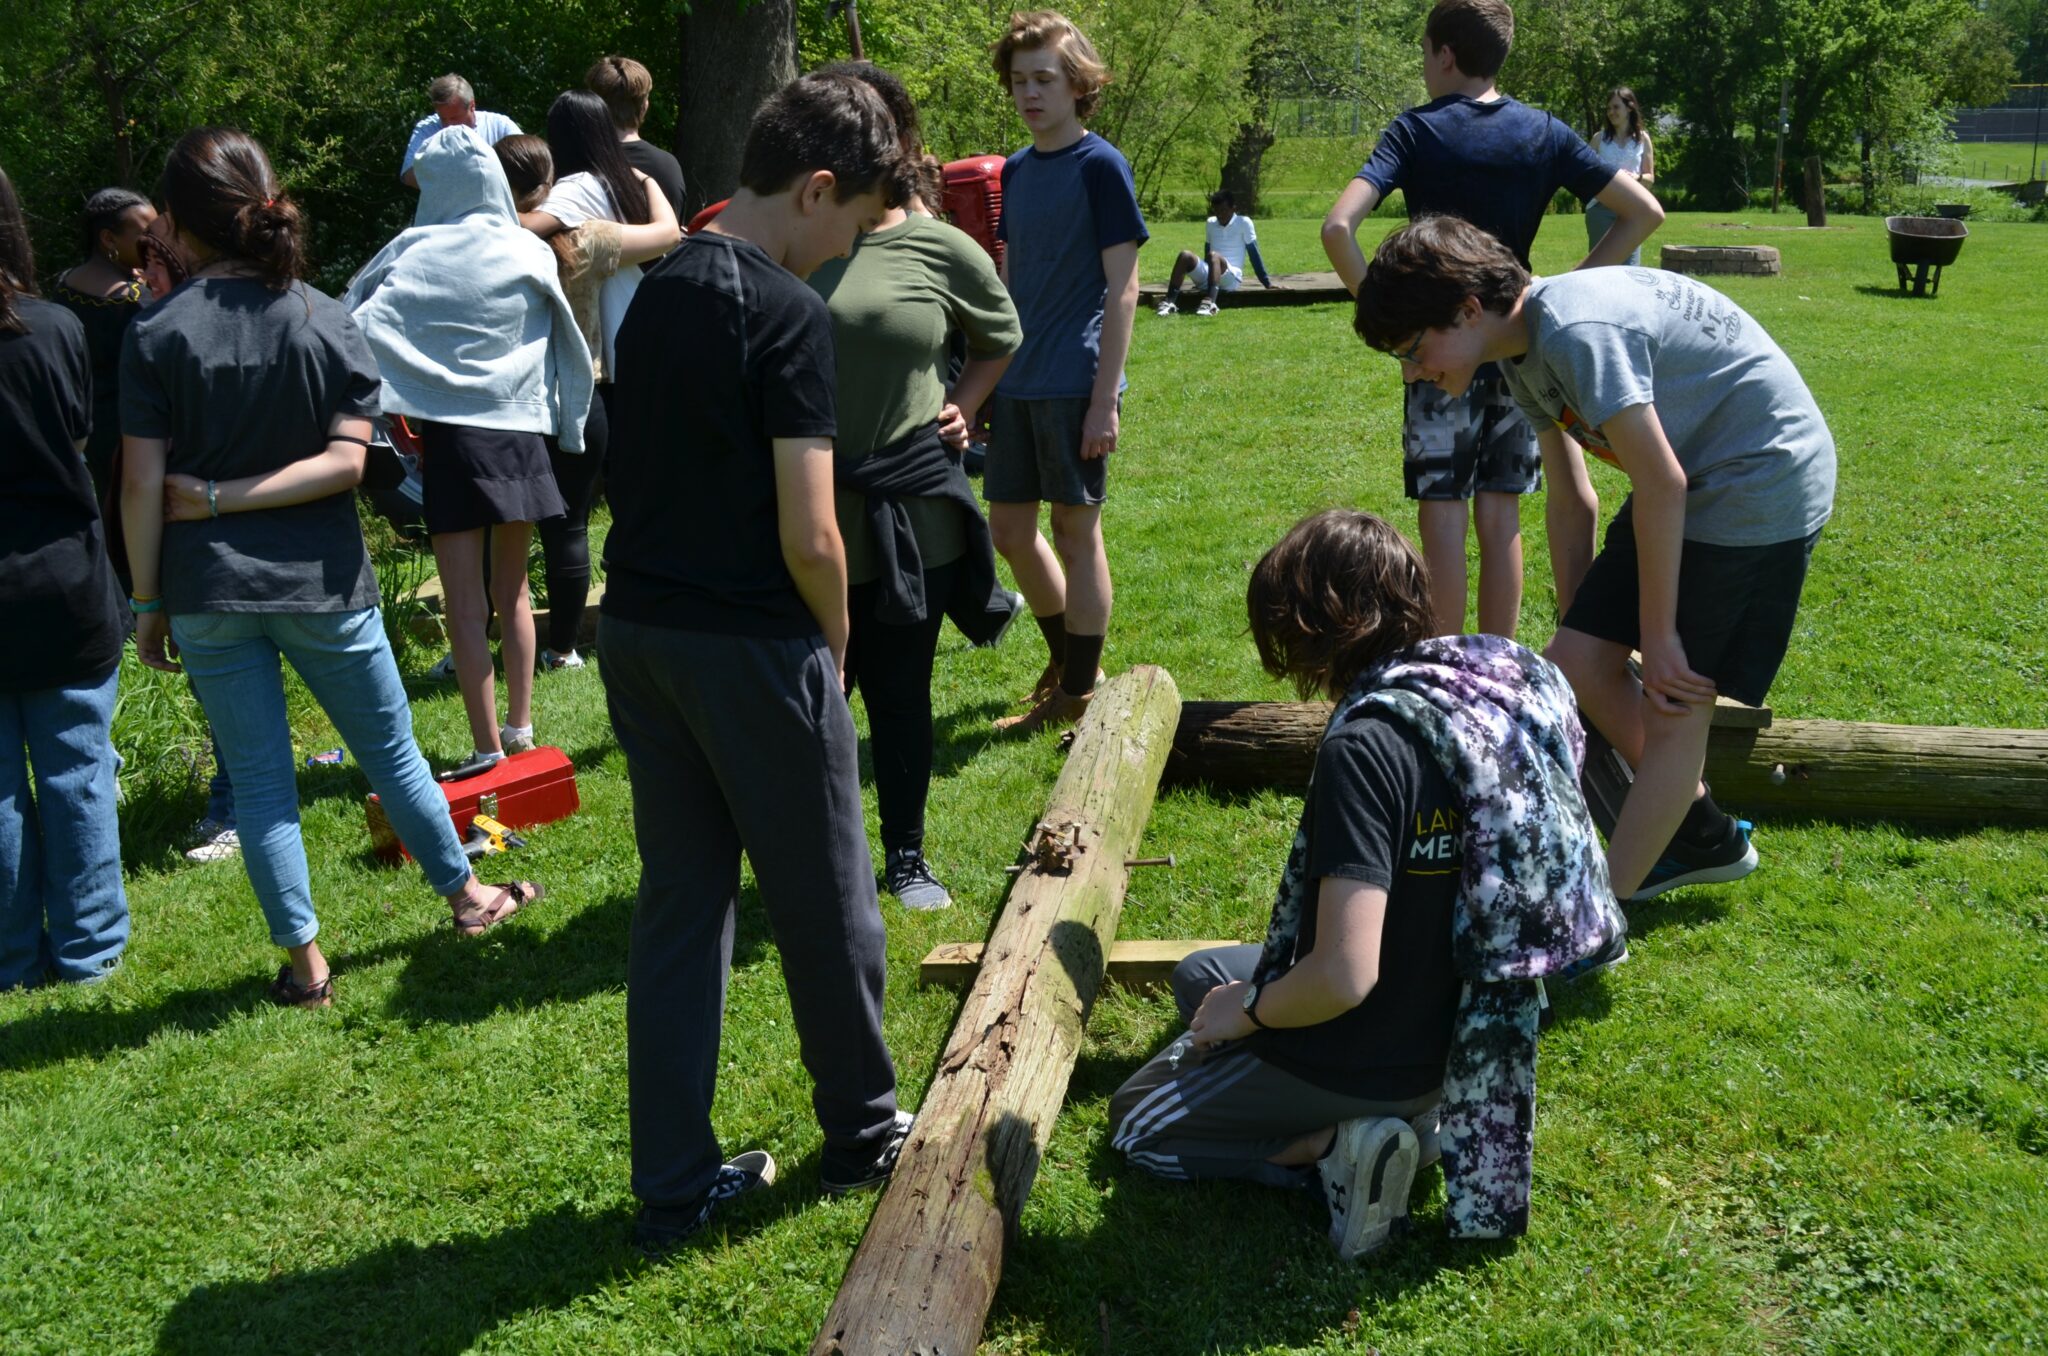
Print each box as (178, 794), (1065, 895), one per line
(681, 154), (1006, 265)
(941, 155), (1006, 271)
(367, 746), (580, 863)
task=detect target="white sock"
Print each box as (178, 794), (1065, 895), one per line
(500, 724), (533, 744)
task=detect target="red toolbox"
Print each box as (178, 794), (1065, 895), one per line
(367, 746), (580, 863)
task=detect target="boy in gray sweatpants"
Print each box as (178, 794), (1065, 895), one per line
(597, 73), (916, 1255)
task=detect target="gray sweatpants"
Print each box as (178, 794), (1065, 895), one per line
(1109, 946), (1439, 1189)
(598, 614), (900, 1210)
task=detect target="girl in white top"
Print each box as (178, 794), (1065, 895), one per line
(1586, 87), (1656, 265)
(522, 89), (681, 669)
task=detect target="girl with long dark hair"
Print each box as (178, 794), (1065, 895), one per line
(0, 163), (131, 990)
(523, 89), (681, 670)
(120, 128), (542, 1008)
(1586, 87), (1655, 265)
(806, 62), (1023, 910)
(52, 187), (155, 501)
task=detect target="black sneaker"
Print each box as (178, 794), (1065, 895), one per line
(1318, 1116), (1419, 1261)
(821, 1110), (914, 1196)
(1630, 817), (1758, 901)
(633, 1149), (776, 1257)
(1558, 927), (1631, 983)
(883, 849), (952, 912)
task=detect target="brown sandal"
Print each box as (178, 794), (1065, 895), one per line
(451, 881), (545, 936)
(267, 964), (334, 1009)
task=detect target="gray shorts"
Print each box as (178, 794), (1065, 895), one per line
(1402, 370), (1542, 501)
(985, 394), (1108, 506)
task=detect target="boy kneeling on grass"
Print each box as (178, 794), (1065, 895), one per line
(1354, 217), (1836, 901)
(1110, 509), (1622, 1257)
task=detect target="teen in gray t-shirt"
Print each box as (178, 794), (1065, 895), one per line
(1499, 267), (1835, 546)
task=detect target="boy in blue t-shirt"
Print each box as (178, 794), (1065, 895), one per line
(1322, 0), (1663, 641)
(985, 9), (1148, 735)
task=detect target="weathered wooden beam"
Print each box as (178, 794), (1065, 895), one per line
(1165, 701), (2048, 827)
(919, 938), (1241, 991)
(813, 666), (1183, 1356)
(400, 576), (605, 648)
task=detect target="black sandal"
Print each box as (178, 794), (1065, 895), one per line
(450, 881), (545, 936)
(267, 964), (334, 1009)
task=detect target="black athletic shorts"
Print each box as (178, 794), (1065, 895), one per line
(1559, 500), (1823, 707)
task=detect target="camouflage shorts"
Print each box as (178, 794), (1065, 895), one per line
(1401, 369), (1541, 501)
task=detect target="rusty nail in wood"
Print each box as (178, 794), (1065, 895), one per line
(1124, 855), (1176, 868)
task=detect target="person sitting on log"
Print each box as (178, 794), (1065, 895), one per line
(1108, 508), (1622, 1258)
(1353, 214), (1836, 903)
(1154, 189), (1271, 317)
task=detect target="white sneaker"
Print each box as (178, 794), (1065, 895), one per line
(1195, 298), (1220, 317)
(427, 652), (458, 681)
(184, 820), (241, 864)
(539, 648), (585, 671)
(1318, 1117), (1419, 1261)
(500, 724), (536, 755)
(1155, 299), (1178, 317)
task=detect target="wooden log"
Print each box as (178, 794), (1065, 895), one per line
(1167, 695), (1767, 791)
(401, 576), (604, 649)
(1165, 702), (2048, 826)
(814, 666), (1183, 1356)
(919, 939), (1243, 991)
(1804, 156), (1828, 228)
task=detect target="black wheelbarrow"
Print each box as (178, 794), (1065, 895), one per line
(1885, 216), (1968, 297)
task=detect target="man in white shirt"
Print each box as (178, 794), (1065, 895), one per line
(400, 74), (522, 189)
(1156, 190), (1273, 316)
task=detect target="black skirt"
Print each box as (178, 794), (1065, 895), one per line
(419, 421), (568, 535)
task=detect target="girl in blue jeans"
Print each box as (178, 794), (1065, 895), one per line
(0, 161), (130, 989)
(118, 128), (540, 1008)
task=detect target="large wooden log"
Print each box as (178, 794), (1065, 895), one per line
(814, 666), (1183, 1356)
(1165, 701), (2048, 827)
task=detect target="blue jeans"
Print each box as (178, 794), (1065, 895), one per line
(171, 608), (470, 947)
(0, 667), (129, 988)
(1584, 200), (1642, 266)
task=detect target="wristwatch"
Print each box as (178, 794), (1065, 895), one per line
(1240, 981), (1270, 1030)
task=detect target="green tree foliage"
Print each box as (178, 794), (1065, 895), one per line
(0, 0), (675, 289)
(1986, 0), (2048, 82)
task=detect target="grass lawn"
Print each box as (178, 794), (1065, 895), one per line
(1948, 141), (2046, 183)
(5, 212), (2046, 1354)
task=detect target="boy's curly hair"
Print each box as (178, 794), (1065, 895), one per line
(991, 11), (1110, 120)
(1247, 510), (1437, 700)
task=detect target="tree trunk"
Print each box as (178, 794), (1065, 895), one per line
(813, 667), (1184, 1356)
(1219, 121), (1274, 216)
(673, 0), (797, 219)
(1164, 702), (2048, 827)
(1803, 155), (1827, 227)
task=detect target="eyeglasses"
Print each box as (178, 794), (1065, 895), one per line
(1387, 333), (1424, 364)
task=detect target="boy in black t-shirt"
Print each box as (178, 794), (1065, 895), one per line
(1108, 512), (1460, 1260)
(598, 73), (914, 1256)
(1321, 0), (1663, 640)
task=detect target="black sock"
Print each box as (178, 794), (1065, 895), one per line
(1062, 632), (1105, 696)
(1034, 611), (1068, 667)
(1677, 787), (1727, 846)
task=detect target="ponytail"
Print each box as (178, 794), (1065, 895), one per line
(159, 128), (305, 290)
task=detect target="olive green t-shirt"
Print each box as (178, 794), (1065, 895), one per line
(810, 212), (1020, 585)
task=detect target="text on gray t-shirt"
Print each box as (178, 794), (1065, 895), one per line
(1500, 268), (1835, 546)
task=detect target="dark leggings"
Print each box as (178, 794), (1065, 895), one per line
(845, 560), (957, 856)
(538, 384), (609, 654)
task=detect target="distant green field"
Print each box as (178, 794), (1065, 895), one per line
(1947, 140), (2046, 182)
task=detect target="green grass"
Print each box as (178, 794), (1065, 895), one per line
(1947, 141), (2047, 184)
(5, 213), (2047, 1353)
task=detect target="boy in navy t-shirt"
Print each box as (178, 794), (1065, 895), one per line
(984, 10), (1148, 735)
(1322, 0), (1663, 641)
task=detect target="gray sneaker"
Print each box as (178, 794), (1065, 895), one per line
(884, 849), (952, 911)
(184, 819), (241, 864)
(1319, 1116), (1419, 1261)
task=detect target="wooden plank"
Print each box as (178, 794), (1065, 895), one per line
(1138, 269), (1352, 308)
(814, 666), (1183, 1356)
(920, 939), (1244, 991)
(1164, 701), (2048, 826)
